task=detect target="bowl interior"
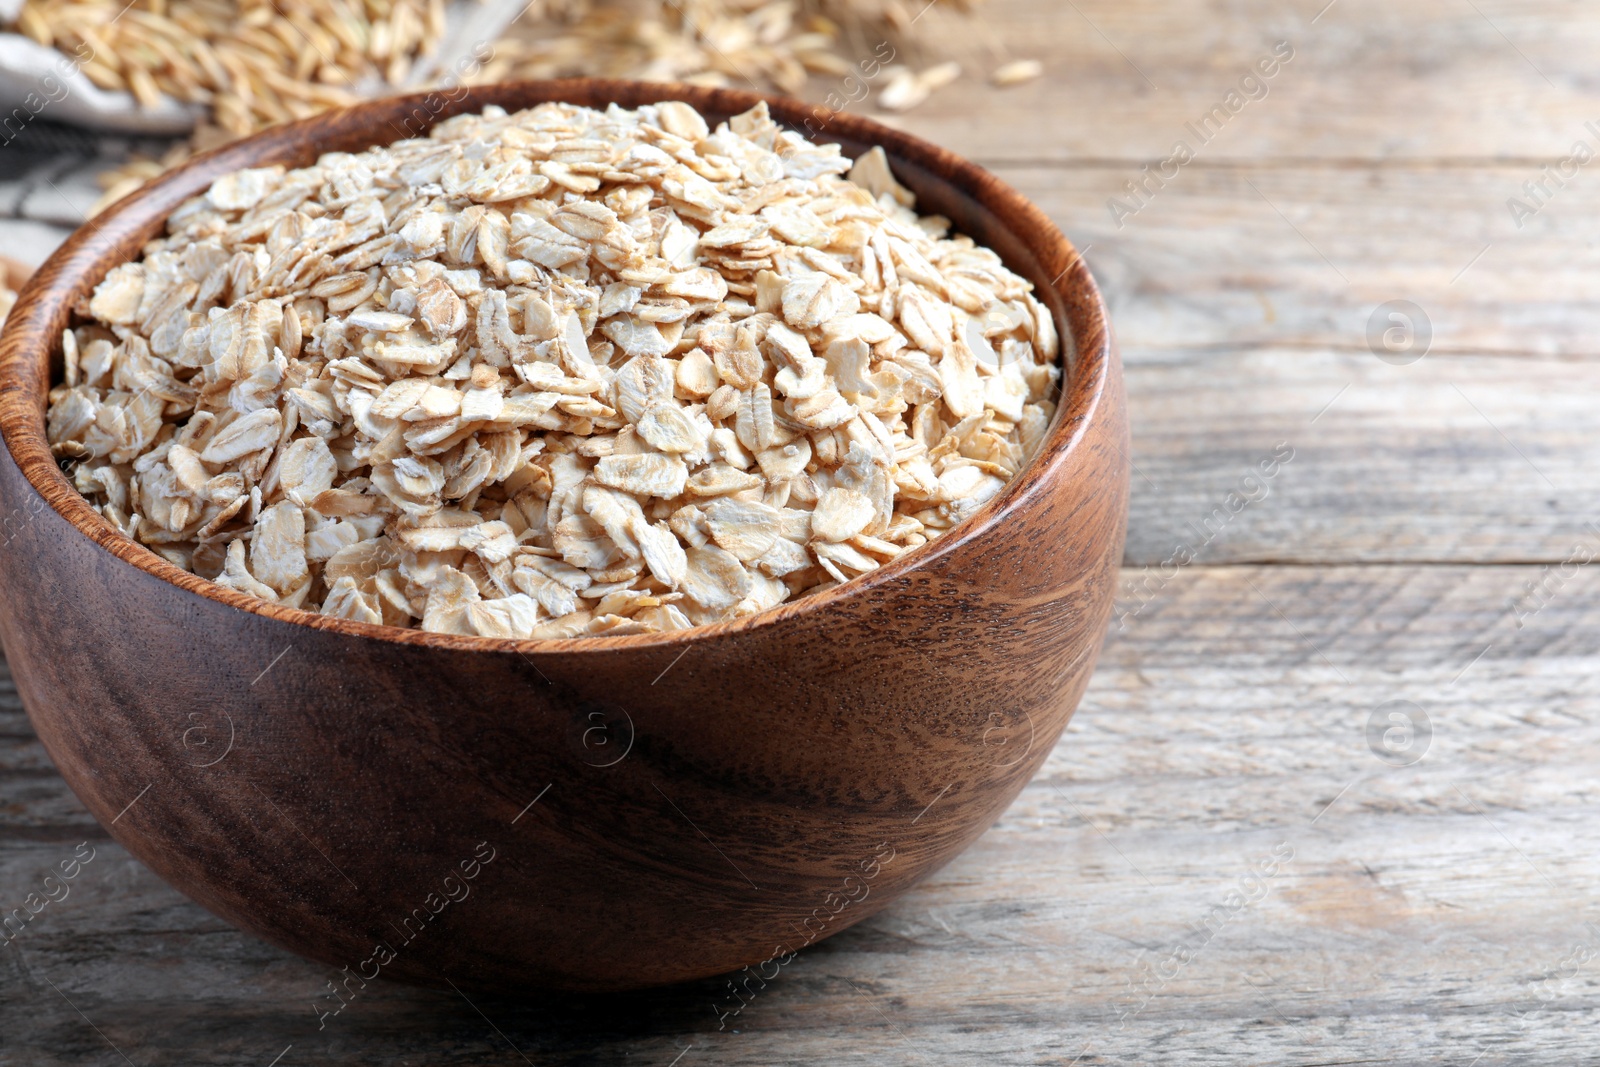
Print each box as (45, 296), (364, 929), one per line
(0, 79), (1109, 654)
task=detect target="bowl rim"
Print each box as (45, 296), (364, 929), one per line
(0, 79), (1113, 655)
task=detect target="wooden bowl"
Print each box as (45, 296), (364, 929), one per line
(0, 81), (1127, 992)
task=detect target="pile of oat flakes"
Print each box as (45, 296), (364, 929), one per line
(46, 100), (1060, 638)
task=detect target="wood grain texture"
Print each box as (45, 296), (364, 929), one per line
(4, 0), (1600, 1061)
(1118, 347), (1598, 566)
(0, 82), (1126, 992)
(989, 165), (1600, 358)
(888, 0), (1600, 165)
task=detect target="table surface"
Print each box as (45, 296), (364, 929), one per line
(5, 1), (1600, 1063)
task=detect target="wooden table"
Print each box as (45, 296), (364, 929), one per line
(4, 1), (1599, 1062)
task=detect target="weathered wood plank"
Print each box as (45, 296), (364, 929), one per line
(987, 163), (1600, 357)
(3, 565), (1597, 1065)
(892, 0), (1600, 166)
(1119, 347), (1600, 567)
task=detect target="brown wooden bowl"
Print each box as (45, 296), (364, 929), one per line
(0, 81), (1127, 992)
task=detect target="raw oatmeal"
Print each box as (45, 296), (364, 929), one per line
(46, 99), (1061, 638)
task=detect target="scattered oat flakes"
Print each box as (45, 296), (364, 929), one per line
(877, 68), (927, 113)
(48, 99), (1060, 639)
(918, 61), (964, 94)
(878, 61), (964, 112)
(991, 59), (1044, 87)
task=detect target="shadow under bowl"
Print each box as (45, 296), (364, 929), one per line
(0, 80), (1128, 992)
